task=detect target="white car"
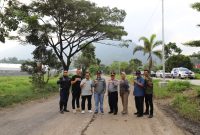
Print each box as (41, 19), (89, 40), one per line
(171, 67), (195, 79)
(156, 70), (171, 78)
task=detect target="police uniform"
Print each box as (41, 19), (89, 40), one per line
(57, 76), (71, 112)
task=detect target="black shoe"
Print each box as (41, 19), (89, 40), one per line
(108, 111), (113, 114)
(113, 112), (117, 115)
(148, 115), (153, 118)
(64, 109), (70, 112)
(137, 114), (143, 117)
(60, 110), (64, 114)
(134, 112), (138, 115)
(94, 111), (98, 114)
(143, 112), (149, 115)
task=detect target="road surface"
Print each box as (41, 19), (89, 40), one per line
(0, 77), (191, 135)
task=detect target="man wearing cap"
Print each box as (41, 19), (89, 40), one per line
(107, 72), (119, 115)
(133, 70), (145, 117)
(93, 71), (106, 114)
(57, 70), (71, 114)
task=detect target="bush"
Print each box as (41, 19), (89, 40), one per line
(195, 88), (200, 97)
(172, 94), (200, 121)
(167, 81), (191, 92)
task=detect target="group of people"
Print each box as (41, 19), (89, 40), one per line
(57, 68), (153, 118)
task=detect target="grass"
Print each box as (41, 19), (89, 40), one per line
(195, 73), (200, 79)
(0, 76), (59, 107)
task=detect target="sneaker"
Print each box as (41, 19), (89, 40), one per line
(81, 110), (85, 114)
(101, 111), (104, 115)
(94, 111), (98, 114)
(73, 110), (76, 113)
(76, 108), (81, 112)
(88, 110), (93, 113)
(60, 110), (64, 114)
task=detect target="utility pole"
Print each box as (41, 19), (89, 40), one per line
(159, 0), (167, 87)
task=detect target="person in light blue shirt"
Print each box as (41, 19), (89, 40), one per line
(133, 70), (145, 117)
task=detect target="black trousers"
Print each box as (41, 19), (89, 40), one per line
(108, 91), (118, 113)
(81, 95), (92, 110)
(72, 91), (81, 109)
(145, 94), (153, 115)
(135, 96), (144, 115)
(59, 90), (69, 111)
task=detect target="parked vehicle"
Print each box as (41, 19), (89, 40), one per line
(156, 70), (171, 78)
(150, 71), (156, 77)
(171, 67), (195, 79)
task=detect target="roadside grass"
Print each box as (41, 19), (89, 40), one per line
(195, 73), (200, 79)
(0, 76), (59, 107)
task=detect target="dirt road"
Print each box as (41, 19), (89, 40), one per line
(0, 78), (191, 135)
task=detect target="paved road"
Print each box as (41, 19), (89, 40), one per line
(154, 78), (200, 86)
(0, 77), (190, 135)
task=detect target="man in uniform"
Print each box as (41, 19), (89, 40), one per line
(107, 72), (118, 115)
(57, 70), (71, 114)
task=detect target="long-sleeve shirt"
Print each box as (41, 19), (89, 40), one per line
(93, 77), (106, 94)
(57, 76), (71, 92)
(119, 79), (129, 92)
(107, 79), (118, 92)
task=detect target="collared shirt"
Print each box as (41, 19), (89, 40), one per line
(93, 77), (106, 94)
(107, 79), (118, 92)
(144, 76), (153, 94)
(133, 76), (145, 96)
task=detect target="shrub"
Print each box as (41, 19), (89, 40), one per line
(167, 81), (191, 92)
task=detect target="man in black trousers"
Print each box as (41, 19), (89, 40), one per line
(133, 70), (145, 117)
(57, 70), (71, 114)
(143, 69), (154, 118)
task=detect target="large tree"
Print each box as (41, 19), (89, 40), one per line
(133, 34), (162, 71)
(184, 2), (200, 47)
(3, 0), (127, 70)
(165, 42), (182, 59)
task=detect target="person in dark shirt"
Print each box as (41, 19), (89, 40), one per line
(57, 70), (71, 114)
(143, 69), (154, 118)
(71, 68), (82, 113)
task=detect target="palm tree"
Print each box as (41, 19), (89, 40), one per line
(133, 34), (162, 71)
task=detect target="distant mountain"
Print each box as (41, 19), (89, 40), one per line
(95, 42), (162, 65)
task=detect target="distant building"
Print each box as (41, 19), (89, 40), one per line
(195, 64), (200, 69)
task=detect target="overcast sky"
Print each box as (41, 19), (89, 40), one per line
(0, 0), (200, 61)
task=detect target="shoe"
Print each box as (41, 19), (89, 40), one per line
(122, 112), (127, 115)
(73, 110), (76, 113)
(134, 112), (138, 115)
(137, 114), (143, 117)
(64, 109), (70, 112)
(94, 111), (98, 114)
(148, 115), (153, 118)
(76, 108), (81, 112)
(143, 112), (149, 115)
(101, 112), (104, 115)
(60, 110), (64, 114)
(81, 110), (85, 114)
(88, 110), (93, 113)
(113, 112), (117, 115)
(108, 111), (113, 114)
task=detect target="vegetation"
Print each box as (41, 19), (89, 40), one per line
(165, 54), (193, 72)
(0, 76), (58, 107)
(0, 57), (30, 64)
(164, 42), (182, 59)
(133, 34), (162, 71)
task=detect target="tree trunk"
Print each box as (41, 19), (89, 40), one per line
(149, 56), (152, 72)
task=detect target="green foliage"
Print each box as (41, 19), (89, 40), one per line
(10, 0), (127, 70)
(0, 76), (58, 107)
(167, 81), (191, 92)
(89, 65), (99, 76)
(165, 42), (182, 59)
(195, 87), (200, 97)
(0, 57), (29, 64)
(153, 80), (172, 99)
(172, 94), (200, 121)
(133, 34), (162, 71)
(165, 54), (194, 72)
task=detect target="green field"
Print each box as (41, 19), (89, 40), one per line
(0, 76), (59, 107)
